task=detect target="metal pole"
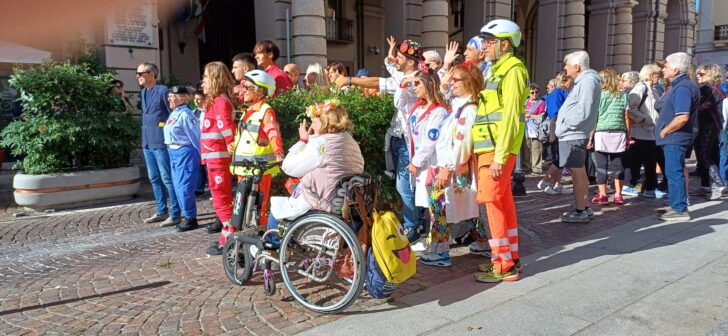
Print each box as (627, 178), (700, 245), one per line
(286, 8), (291, 64)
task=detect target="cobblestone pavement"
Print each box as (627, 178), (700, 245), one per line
(0, 173), (705, 335)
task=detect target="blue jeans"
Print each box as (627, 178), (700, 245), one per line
(663, 144), (689, 213)
(169, 146), (199, 218)
(390, 136), (418, 230)
(720, 130), (728, 183)
(143, 147), (180, 217)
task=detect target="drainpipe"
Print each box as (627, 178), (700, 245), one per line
(358, 0), (365, 69)
(651, 0), (659, 61)
(286, 8), (291, 64)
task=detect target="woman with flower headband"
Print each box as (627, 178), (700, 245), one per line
(267, 99), (364, 232)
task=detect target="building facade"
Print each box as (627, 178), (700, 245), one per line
(0, 0), (698, 108)
(694, 0), (728, 68)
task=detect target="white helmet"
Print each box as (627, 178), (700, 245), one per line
(479, 19), (522, 48)
(244, 69), (276, 97)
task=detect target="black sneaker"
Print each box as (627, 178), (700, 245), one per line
(176, 218), (199, 232)
(406, 227), (421, 244)
(207, 245), (223, 256)
(206, 218), (223, 234)
(208, 240), (219, 247)
(454, 233), (475, 246)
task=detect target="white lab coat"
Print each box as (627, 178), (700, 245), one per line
(435, 96), (480, 223)
(403, 98), (448, 207)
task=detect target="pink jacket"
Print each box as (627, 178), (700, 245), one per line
(298, 133), (364, 212)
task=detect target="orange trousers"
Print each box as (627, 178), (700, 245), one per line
(476, 154), (519, 274)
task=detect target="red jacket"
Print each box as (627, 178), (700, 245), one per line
(201, 96), (236, 168)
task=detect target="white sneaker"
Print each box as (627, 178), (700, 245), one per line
(468, 241), (491, 257)
(709, 186), (725, 201)
(544, 185), (558, 194)
(537, 179), (549, 190)
(411, 241), (428, 253)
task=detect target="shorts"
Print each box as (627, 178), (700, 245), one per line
(559, 139), (589, 169)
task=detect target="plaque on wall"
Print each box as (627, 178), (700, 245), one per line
(106, 0), (155, 47)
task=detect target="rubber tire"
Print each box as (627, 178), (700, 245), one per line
(222, 233), (253, 286)
(263, 276), (276, 296)
(279, 211), (365, 314)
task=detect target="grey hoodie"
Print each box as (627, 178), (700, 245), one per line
(555, 69), (602, 141)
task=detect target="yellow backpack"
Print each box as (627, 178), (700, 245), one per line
(371, 210), (416, 284)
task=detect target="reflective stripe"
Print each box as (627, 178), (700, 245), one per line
(507, 228), (518, 236)
(201, 151), (230, 159)
(474, 139), (495, 150)
(221, 129), (233, 137)
(475, 112), (525, 124)
(485, 81), (500, 90)
(494, 252), (513, 261)
(201, 133), (224, 139)
(244, 124), (260, 133)
(232, 153), (276, 162)
(488, 238), (509, 247)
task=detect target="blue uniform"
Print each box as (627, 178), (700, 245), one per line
(164, 105), (201, 219)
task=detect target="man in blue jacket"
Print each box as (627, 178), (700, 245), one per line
(656, 52), (700, 221)
(137, 62), (181, 226)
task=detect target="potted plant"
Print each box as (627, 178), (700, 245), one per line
(0, 49), (141, 211)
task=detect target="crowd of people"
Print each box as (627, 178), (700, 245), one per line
(130, 17), (726, 284)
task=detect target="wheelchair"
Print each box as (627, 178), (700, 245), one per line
(221, 158), (379, 314)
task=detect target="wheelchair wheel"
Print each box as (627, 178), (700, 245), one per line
(263, 268), (276, 296)
(278, 212), (365, 314)
(222, 233), (253, 286)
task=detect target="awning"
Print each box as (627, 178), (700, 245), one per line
(0, 40), (51, 64)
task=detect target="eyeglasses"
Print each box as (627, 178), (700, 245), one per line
(483, 39), (499, 46)
(451, 77), (462, 83)
(136, 71), (150, 77)
(697, 72), (706, 77)
(530, 91), (538, 94)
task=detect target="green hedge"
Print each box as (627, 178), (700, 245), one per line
(267, 88), (398, 205)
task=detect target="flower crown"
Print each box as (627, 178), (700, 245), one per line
(305, 98), (341, 118)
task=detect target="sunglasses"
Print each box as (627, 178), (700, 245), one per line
(697, 72), (706, 76)
(451, 77), (462, 83)
(413, 80), (422, 86)
(136, 71), (150, 76)
(530, 91), (539, 94)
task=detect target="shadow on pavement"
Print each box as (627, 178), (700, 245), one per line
(0, 280), (171, 316)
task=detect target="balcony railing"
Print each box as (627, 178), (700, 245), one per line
(325, 17), (353, 43)
(715, 25), (728, 41)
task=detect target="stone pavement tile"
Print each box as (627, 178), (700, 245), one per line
(296, 303), (453, 336)
(514, 256), (669, 323)
(427, 300), (591, 336)
(574, 256), (728, 336)
(393, 272), (550, 322)
(523, 246), (621, 282)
